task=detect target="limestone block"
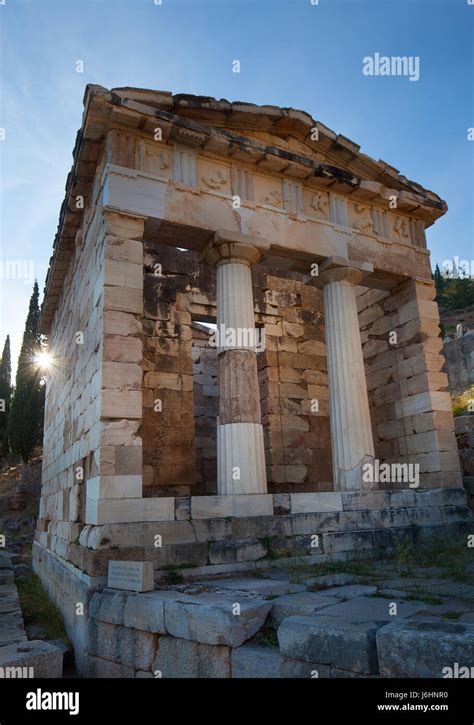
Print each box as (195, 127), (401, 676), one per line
(123, 591), (181, 633)
(86, 497), (174, 525)
(104, 259), (142, 290)
(102, 362), (142, 390)
(87, 475), (142, 500)
(101, 390), (142, 419)
(278, 615), (382, 674)
(209, 539), (267, 565)
(317, 595), (425, 621)
(290, 492), (342, 514)
(85, 654), (134, 678)
(341, 491), (391, 511)
(103, 286), (142, 314)
(376, 621), (474, 678)
(271, 592), (340, 627)
(88, 619), (156, 670)
(106, 237), (143, 265)
(164, 592), (272, 647)
(0, 640), (63, 678)
(232, 643), (330, 678)
(89, 589), (129, 625)
(395, 391), (452, 418)
(153, 636), (230, 678)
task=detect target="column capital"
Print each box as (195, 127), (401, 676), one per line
(200, 230), (269, 267)
(305, 256), (373, 289)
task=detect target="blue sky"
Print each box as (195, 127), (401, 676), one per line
(0, 0), (473, 374)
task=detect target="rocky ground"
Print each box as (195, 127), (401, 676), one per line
(0, 455), (73, 675)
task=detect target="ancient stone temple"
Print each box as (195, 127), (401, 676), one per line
(33, 86), (470, 674)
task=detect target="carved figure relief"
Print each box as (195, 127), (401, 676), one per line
(201, 168), (227, 190)
(394, 216), (410, 239)
(310, 192), (329, 216)
(353, 204), (374, 233)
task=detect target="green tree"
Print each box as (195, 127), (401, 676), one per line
(0, 335), (12, 457)
(433, 263), (445, 297)
(8, 282), (45, 461)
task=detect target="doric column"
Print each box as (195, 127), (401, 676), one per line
(312, 260), (375, 491)
(202, 232), (268, 495)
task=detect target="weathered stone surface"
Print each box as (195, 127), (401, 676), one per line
(376, 621), (474, 678)
(278, 615), (382, 674)
(89, 589), (129, 625)
(153, 635), (230, 678)
(271, 592), (339, 627)
(88, 619), (157, 670)
(164, 591), (271, 647)
(199, 578), (305, 596)
(317, 596), (426, 621)
(0, 640), (63, 678)
(231, 643), (329, 678)
(123, 591), (181, 633)
(209, 539), (267, 565)
(316, 585), (378, 600)
(85, 654), (135, 678)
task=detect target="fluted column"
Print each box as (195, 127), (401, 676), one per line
(317, 265), (375, 491)
(202, 232), (268, 495)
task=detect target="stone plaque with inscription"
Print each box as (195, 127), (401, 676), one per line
(107, 561), (154, 592)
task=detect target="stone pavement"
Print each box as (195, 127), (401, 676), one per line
(85, 557), (474, 678)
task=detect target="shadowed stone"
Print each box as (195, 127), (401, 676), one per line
(271, 592), (339, 627)
(376, 621), (474, 678)
(153, 636), (230, 678)
(278, 615), (383, 674)
(164, 591), (271, 647)
(231, 642), (330, 678)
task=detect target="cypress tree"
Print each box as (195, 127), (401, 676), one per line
(8, 282), (45, 462)
(0, 335), (12, 457)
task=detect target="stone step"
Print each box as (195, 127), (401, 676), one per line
(376, 620), (474, 677)
(278, 614), (383, 674)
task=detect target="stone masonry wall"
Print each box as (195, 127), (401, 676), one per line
(38, 197), (106, 547)
(37, 205), (146, 553)
(358, 278), (462, 489)
(141, 245), (332, 496)
(192, 324), (218, 495)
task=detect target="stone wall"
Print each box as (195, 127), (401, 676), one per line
(443, 331), (474, 394)
(357, 278), (462, 489)
(192, 324), (218, 495)
(39, 197), (106, 542)
(37, 206), (146, 543)
(454, 415), (474, 510)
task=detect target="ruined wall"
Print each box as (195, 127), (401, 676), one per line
(358, 278), (462, 489)
(141, 246), (332, 496)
